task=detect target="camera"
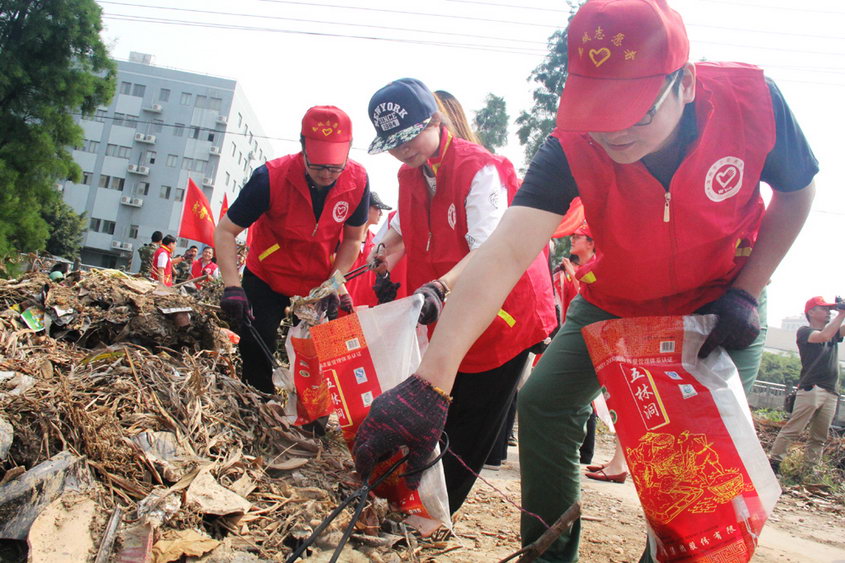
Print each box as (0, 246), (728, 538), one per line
(836, 296), (845, 311)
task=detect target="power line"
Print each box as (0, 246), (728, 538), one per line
(253, 0), (557, 28)
(696, 0), (845, 15)
(102, 13), (547, 56)
(100, 1), (549, 48)
(444, 0), (567, 12)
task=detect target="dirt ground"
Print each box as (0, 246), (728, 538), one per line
(430, 432), (845, 562)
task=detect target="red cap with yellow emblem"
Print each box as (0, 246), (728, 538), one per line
(556, 0), (689, 132)
(301, 106), (352, 164)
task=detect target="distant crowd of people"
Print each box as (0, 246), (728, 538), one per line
(136, 230), (226, 288)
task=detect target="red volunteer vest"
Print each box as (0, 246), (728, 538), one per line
(346, 230), (379, 307)
(399, 130), (556, 373)
(246, 154), (368, 297)
(151, 245), (173, 286)
(191, 259), (218, 288)
(555, 63), (775, 316)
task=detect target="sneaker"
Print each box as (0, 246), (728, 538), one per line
(507, 435), (518, 447)
(483, 463), (501, 471)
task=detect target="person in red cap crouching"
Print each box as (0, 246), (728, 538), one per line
(344, 191), (398, 307)
(356, 78), (556, 514)
(214, 106), (370, 395)
(769, 297), (844, 476)
(351, 0), (819, 559)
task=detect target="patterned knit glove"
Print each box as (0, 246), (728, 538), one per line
(373, 272), (401, 304)
(414, 280), (447, 325)
(318, 293), (340, 320)
(220, 286), (253, 332)
(353, 375), (450, 489)
(697, 288), (760, 358)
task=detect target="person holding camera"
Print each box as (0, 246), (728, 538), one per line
(769, 296), (845, 475)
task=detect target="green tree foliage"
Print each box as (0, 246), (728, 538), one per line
(757, 351), (802, 387)
(41, 198), (85, 259)
(473, 94), (509, 153)
(0, 0), (115, 256)
(515, 2), (582, 165)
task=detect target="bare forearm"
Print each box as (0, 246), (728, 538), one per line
(733, 183), (815, 298)
(335, 237), (363, 276)
(417, 207), (561, 392)
(214, 221), (243, 287)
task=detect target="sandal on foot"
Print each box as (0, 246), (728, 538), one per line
(585, 469), (628, 484)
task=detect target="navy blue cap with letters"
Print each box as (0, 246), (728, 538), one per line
(368, 78), (438, 155)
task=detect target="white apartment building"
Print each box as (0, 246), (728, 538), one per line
(61, 52), (274, 271)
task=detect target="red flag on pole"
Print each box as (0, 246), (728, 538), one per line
(219, 193), (229, 223)
(179, 178), (216, 247)
(552, 197), (585, 238)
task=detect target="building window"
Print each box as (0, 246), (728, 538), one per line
(178, 238), (188, 248)
(118, 146), (131, 158)
(89, 218), (101, 232)
(181, 158), (194, 170)
(98, 175), (110, 188)
(145, 151), (156, 165)
(135, 182), (150, 196)
(166, 154), (178, 167)
(109, 177), (125, 191)
(225, 172), (230, 186)
(173, 123), (185, 137)
(151, 119), (164, 133)
(125, 115), (138, 127)
(195, 95), (207, 108)
(190, 126), (200, 139)
(194, 159), (206, 172)
(120, 81), (132, 95)
(129, 224), (139, 239)
(81, 139), (99, 153)
(231, 142), (237, 156)
(175, 188), (185, 202)
(249, 132), (254, 145)
(132, 84), (146, 97)
(160, 185), (171, 199)
(237, 112), (243, 127)
(159, 88), (170, 102)
(208, 97), (222, 111)
(93, 109), (107, 122)
(82, 171), (93, 185)
(102, 220), (116, 235)
(113, 112), (125, 127)
(180, 92), (191, 105)
(105, 144), (117, 156)
(207, 132), (215, 142)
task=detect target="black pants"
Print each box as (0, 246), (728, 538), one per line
(579, 408), (597, 464)
(442, 349), (529, 514)
(486, 391), (518, 466)
(238, 268), (291, 394)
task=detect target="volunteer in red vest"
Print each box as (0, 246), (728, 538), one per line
(151, 234), (177, 287)
(215, 106), (370, 395)
(191, 246), (219, 288)
(352, 1), (818, 559)
(345, 191), (396, 307)
(357, 78), (556, 514)
(553, 221), (596, 323)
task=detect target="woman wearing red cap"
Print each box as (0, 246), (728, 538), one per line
(353, 0), (819, 559)
(357, 78), (556, 514)
(215, 106), (371, 397)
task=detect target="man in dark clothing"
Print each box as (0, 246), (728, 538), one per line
(137, 231), (162, 276)
(770, 296), (844, 473)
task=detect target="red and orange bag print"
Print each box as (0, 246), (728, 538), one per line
(582, 315), (780, 562)
(284, 325), (334, 426)
(309, 296), (452, 534)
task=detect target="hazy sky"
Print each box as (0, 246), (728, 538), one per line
(96, 0), (844, 325)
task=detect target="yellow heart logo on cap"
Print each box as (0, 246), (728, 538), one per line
(589, 48), (611, 67)
(322, 128), (333, 136)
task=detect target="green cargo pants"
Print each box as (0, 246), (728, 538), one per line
(517, 293), (767, 562)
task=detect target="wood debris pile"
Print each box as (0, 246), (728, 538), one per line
(0, 271), (414, 562)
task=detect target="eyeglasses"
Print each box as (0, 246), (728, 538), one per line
(632, 72), (681, 127)
(304, 154), (346, 174)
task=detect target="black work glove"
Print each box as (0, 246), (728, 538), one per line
(319, 293), (340, 321)
(697, 288), (760, 358)
(373, 272), (401, 304)
(220, 286), (253, 332)
(353, 375), (450, 489)
(339, 293), (354, 314)
(414, 280), (447, 325)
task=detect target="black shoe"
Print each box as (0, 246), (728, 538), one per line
(769, 459), (781, 475)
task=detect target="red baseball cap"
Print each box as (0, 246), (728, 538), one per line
(556, 0), (689, 132)
(804, 296), (837, 313)
(573, 220), (592, 239)
(301, 106), (352, 164)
